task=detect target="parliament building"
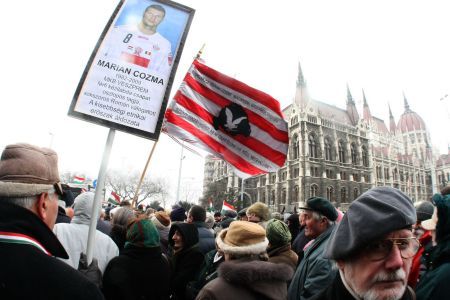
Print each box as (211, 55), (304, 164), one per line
(203, 64), (448, 212)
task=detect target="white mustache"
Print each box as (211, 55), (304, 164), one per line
(372, 269), (406, 283)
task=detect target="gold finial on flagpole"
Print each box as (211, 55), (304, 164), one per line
(195, 44), (206, 60)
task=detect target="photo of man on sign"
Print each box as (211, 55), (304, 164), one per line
(104, 4), (173, 74)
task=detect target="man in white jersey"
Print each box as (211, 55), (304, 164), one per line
(105, 4), (173, 74)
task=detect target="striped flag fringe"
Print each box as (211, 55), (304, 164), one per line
(163, 59), (288, 178)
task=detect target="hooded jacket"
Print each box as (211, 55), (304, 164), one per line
(53, 192), (119, 273)
(0, 202), (103, 299)
(416, 194), (450, 300)
(196, 259), (293, 300)
(169, 223), (204, 300)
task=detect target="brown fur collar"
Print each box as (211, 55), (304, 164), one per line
(218, 259), (293, 284)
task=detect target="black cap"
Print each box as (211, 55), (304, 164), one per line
(300, 197), (338, 221)
(326, 187), (416, 260)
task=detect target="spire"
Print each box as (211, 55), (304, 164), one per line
(403, 91), (411, 111)
(346, 83), (355, 104)
(296, 62), (306, 87)
(294, 61), (309, 107)
(346, 84), (359, 125)
(362, 89), (372, 121)
(389, 103), (396, 133)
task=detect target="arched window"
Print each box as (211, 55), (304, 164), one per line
(294, 185), (299, 203)
(324, 137), (332, 161)
(292, 134), (299, 160)
(338, 140), (346, 163)
(341, 187), (347, 202)
(281, 188), (287, 204)
(271, 190), (276, 205)
(351, 143), (357, 165)
(362, 146), (369, 167)
(260, 190), (266, 204)
(309, 134), (318, 158)
(353, 188), (359, 200)
(310, 184), (318, 197)
(327, 186), (334, 201)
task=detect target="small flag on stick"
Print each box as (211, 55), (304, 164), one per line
(73, 176), (85, 184)
(108, 191), (121, 205)
(222, 200), (235, 212)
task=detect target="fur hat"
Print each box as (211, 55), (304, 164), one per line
(326, 187), (416, 260)
(151, 211), (171, 228)
(0, 143), (62, 197)
(216, 220), (268, 255)
(247, 202), (270, 221)
(266, 219), (291, 247)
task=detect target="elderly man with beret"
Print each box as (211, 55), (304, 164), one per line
(0, 143), (103, 299)
(288, 197), (338, 300)
(315, 186), (418, 300)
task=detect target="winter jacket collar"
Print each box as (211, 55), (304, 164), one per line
(0, 202), (68, 258)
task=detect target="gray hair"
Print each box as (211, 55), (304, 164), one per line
(0, 188), (55, 210)
(112, 207), (135, 227)
(312, 211), (335, 227)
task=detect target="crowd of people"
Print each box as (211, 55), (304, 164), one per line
(1, 142), (449, 300)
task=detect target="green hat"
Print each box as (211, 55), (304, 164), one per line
(266, 219), (291, 247)
(300, 197), (337, 221)
(125, 218), (160, 249)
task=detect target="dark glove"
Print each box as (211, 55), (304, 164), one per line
(78, 252), (103, 288)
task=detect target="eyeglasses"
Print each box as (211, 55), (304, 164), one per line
(365, 237), (421, 261)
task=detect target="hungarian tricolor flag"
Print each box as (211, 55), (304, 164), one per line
(222, 200), (235, 212)
(73, 176), (85, 184)
(163, 59), (289, 178)
(108, 191), (121, 205)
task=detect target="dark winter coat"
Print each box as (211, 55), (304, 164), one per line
(416, 236), (450, 300)
(193, 221), (215, 254)
(56, 206), (71, 224)
(0, 202), (103, 300)
(195, 259), (293, 300)
(102, 245), (170, 300)
(268, 243), (299, 273)
(288, 225), (336, 300)
(314, 272), (415, 300)
(169, 223), (204, 300)
(110, 225), (127, 252)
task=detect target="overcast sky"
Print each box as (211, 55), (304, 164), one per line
(0, 0), (448, 206)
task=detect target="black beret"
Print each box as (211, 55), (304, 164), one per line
(326, 187), (416, 260)
(300, 197), (337, 221)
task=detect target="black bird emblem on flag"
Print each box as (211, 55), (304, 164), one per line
(213, 103), (251, 137)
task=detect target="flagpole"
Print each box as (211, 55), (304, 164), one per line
(240, 178), (245, 205)
(176, 142), (184, 203)
(86, 128), (115, 265)
(132, 140), (159, 208)
(196, 44), (206, 60)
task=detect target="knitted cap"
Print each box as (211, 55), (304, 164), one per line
(216, 221), (268, 255)
(125, 218), (160, 248)
(170, 206), (186, 222)
(247, 202), (270, 221)
(0, 143), (62, 197)
(266, 219), (292, 247)
(326, 187), (416, 260)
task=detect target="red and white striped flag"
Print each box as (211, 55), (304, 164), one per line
(163, 59), (289, 178)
